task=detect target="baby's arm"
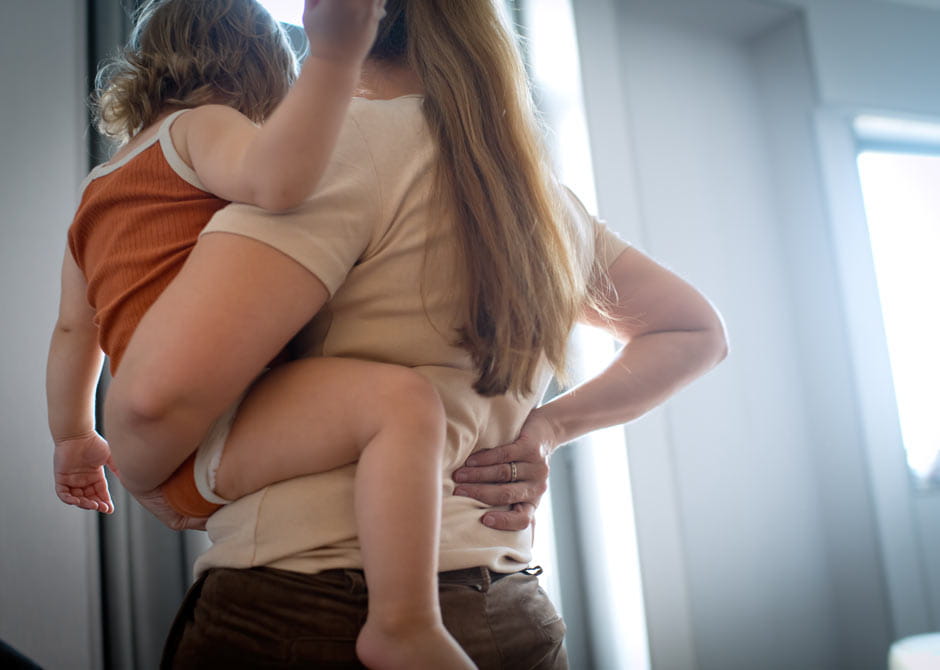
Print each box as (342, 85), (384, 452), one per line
(176, 0), (385, 212)
(46, 249), (114, 513)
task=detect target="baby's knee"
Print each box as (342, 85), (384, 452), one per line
(373, 367), (445, 441)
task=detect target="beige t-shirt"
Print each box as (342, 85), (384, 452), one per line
(195, 95), (629, 576)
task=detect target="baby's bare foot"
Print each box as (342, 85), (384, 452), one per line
(356, 617), (476, 670)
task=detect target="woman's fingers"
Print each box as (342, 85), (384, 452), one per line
(463, 438), (541, 468)
(454, 460), (545, 485)
(455, 431), (549, 491)
(453, 449), (549, 505)
(453, 477), (547, 508)
(481, 503), (536, 531)
(453, 409), (559, 531)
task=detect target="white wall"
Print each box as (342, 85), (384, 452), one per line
(803, 0), (940, 115)
(610, 11), (837, 670)
(0, 2), (102, 668)
(793, 0), (940, 642)
(792, 0), (940, 637)
(751, 15), (895, 666)
(572, 0), (940, 668)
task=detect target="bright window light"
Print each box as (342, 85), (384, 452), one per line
(857, 149), (940, 484)
(259, 1), (512, 29)
(257, 0), (303, 26)
(523, 0), (650, 668)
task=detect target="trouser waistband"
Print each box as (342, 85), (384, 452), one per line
(313, 565), (542, 591)
(438, 566), (512, 587)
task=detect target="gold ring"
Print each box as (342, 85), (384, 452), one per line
(509, 462), (518, 483)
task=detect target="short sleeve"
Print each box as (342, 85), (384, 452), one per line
(559, 186), (630, 272)
(593, 219), (630, 269)
(201, 114), (382, 297)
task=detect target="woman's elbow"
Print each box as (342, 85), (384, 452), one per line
(711, 325), (730, 366)
(704, 308), (730, 367)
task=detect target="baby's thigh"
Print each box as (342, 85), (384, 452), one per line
(215, 357), (443, 497)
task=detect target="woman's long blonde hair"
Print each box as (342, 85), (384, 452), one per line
(94, 0), (297, 144)
(372, 0), (597, 396)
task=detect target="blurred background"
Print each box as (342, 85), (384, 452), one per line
(2, 0), (938, 668)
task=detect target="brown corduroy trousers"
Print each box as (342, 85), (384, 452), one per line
(161, 565), (568, 669)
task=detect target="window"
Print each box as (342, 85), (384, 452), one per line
(855, 116), (940, 488)
(257, 0), (303, 26)
(520, 1), (650, 667)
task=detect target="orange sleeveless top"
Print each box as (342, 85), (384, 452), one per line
(68, 121), (227, 372)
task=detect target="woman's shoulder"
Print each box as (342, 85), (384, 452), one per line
(346, 95), (429, 146)
(557, 185), (631, 274)
(349, 94), (424, 116)
(340, 96), (434, 187)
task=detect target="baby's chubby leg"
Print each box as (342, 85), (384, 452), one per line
(211, 357), (475, 669)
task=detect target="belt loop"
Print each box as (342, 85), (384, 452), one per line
(343, 569), (368, 594)
(480, 567), (492, 593)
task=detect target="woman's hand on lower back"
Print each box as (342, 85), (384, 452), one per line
(452, 410), (559, 531)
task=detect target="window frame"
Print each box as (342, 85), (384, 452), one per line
(814, 108), (936, 637)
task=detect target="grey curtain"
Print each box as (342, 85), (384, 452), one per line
(88, 3), (207, 669)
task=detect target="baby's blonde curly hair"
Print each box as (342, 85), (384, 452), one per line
(94, 0), (298, 144)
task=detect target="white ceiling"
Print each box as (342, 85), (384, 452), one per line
(618, 0), (799, 41)
(879, 0), (940, 11)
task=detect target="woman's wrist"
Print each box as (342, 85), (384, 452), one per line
(526, 405), (567, 454)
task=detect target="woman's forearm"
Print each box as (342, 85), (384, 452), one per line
(539, 326), (727, 449)
(536, 244), (730, 448)
(103, 233), (331, 495)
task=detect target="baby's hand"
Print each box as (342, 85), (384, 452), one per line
(53, 431), (115, 514)
(303, 0), (387, 64)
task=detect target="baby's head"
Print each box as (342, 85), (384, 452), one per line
(95, 0), (298, 143)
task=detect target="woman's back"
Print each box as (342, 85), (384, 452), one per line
(195, 94), (628, 575)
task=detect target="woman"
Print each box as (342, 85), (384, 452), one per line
(105, 0), (727, 667)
